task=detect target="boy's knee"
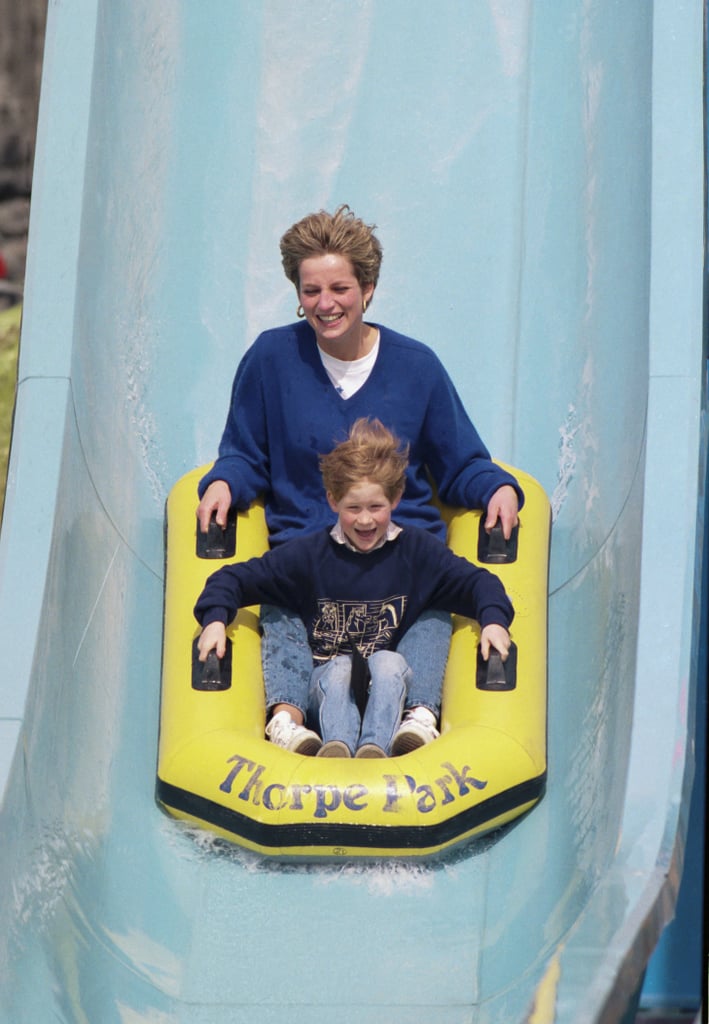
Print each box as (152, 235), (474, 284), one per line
(319, 654), (353, 690)
(368, 650), (411, 680)
(261, 606), (309, 645)
(369, 649), (404, 668)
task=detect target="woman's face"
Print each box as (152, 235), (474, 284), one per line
(298, 253), (374, 359)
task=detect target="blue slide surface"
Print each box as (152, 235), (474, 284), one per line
(0, 3), (706, 1022)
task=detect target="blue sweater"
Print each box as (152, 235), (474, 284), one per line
(199, 321), (523, 545)
(194, 527), (514, 664)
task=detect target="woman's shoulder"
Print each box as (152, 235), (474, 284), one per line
(377, 325), (443, 365)
(251, 320), (312, 351)
(237, 322), (317, 379)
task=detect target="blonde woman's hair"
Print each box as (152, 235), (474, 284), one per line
(280, 205), (383, 292)
(320, 418), (409, 502)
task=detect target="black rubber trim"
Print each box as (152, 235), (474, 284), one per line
(156, 771), (546, 853)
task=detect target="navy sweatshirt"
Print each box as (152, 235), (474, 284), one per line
(194, 526), (513, 664)
(199, 321), (523, 546)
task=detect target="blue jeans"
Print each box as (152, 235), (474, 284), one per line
(260, 604), (451, 718)
(308, 651), (410, 755)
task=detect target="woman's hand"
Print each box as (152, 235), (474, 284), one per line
(197, 480), (232, 534)
(479, 623), (511, 662)
(484, 484), (519, 540)
(197, 622), (227, 661)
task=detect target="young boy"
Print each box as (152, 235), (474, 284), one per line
(195, 418), (514, 758)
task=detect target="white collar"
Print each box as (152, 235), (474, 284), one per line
(330, 520), (402, 553)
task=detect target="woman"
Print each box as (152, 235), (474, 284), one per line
(197, 205), (522, 755)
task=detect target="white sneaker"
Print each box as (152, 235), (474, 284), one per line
(317, 740), (352, 758)
(266, 710), (322, 756)
(391, 707), (440, 756)
(355, 743), (387, 758)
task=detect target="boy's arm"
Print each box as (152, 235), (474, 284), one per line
(193, 538), (313, 638)
(198, 621), (227, 661)
(419, 533), (515, 628)
(194, 564), (243, 632)
(479, 623), (511, 661)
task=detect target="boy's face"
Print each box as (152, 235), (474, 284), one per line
(327, 479), (401, 553)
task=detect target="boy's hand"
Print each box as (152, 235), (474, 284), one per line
(198, 622), (227, 661)
(484, 484), (519, 540)
(480, 624), (511, 661)
(197, 480), (232, 534)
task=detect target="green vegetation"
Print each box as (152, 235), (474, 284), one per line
(0, 304), (20, 511)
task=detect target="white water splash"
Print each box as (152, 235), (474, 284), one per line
(551, 403), (580, 523)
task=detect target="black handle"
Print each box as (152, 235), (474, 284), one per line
(477, 517), (518, 564)
(192, 637), (232, 691)
(196, 509), (237, 560)
(476, 642), (517, 691)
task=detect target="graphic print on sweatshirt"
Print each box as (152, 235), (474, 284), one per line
(311, 595), (408, 661)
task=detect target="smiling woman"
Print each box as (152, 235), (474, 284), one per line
(297, 253), (376, 361)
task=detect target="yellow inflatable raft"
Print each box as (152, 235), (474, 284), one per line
(156, 464), (550, 861)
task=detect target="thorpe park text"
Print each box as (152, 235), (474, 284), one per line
(219, 752), (488, 820)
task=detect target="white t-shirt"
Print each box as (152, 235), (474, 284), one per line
(318, 335), (380, 399)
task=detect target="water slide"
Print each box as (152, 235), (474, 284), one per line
(0, 2), (706, 1021)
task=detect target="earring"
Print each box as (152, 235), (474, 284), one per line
(296, 304), (305, 318)
(363, 299), (368, 313)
